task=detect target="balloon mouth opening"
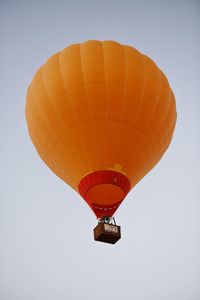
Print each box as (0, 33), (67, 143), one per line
(78, 170), (130, 218)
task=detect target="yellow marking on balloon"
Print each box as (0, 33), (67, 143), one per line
(107, 164), (127, 175)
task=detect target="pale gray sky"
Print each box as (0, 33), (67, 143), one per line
(0, 1), (200, 300)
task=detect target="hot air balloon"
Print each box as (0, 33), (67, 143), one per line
(26, 40), (176, 244)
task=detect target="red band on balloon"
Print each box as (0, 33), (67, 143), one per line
(78, 170), (131, 217)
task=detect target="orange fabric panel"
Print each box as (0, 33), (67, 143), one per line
(26, 40), (177, 217)
(86, 184), (125, 206)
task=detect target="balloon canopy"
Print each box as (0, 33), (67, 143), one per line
(26, 40), (176, 218)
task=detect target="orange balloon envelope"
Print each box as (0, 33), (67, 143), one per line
(26, 40), (176, 218)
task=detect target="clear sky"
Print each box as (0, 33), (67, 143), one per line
(0, 1), (199, 299)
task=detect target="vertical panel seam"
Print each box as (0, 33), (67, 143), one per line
(58, 49), (86, 181)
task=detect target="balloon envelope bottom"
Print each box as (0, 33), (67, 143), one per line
(78, 170), (131, 218)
